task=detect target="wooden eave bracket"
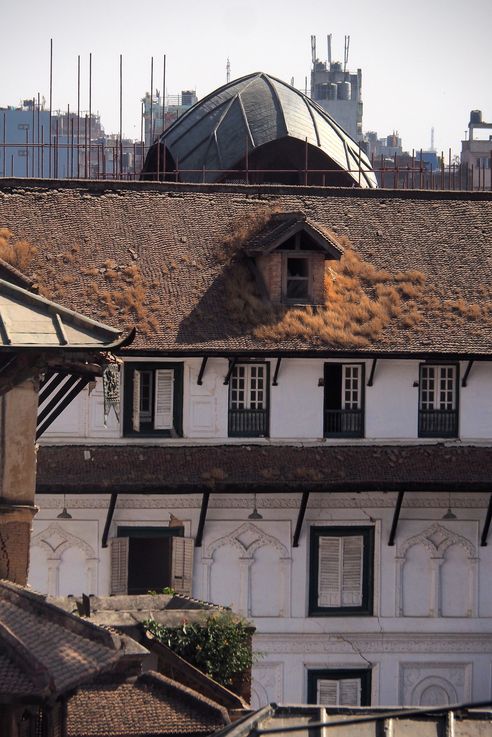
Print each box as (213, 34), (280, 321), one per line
(272, 358), (282, 386)
(36, 376), (91, 439)
(462, 360), (474, 387)
(195, 492), (210, 548)
(223, 358), (237, 385)
(388, 490), (405, 546)
(197, 356), (208, 385)
(367, 358), (378, 387)
(481, 493), (492, 546)
(293, 491), (310, 548)
(101, 492), (118, 548)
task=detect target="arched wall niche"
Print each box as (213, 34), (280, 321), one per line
(202, 522), (291, 617)
(30, 522), (98, 596)
(396, 523), (477, 617)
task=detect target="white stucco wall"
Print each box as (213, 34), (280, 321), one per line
(40, 357), (492, 444)
(29, 491), (492, 708)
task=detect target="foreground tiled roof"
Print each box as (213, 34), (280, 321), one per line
(67, 671), (229, 737)
(36, 443), (492, 493)
(0, 580), (123, 701)
(1, 180), (492, 355)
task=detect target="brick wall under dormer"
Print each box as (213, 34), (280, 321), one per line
(256, 252), (327, 304)
(311, 253), (327, 304)
(256, 252), (282, 303)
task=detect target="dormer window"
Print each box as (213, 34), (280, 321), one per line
(244, 212), (343, 306)
(285, 256), (310, 302)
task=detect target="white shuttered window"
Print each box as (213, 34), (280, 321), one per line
(125, 363), (181, 436)
(154, 369), (174, 429)
(318, 534), (363, 608)
(310, 526), (373, 615)
(317, 678), (362, 706)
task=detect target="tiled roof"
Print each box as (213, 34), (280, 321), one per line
(36, 443), (492, 494)
(1, 180), (492, 355)
(67, 671), (230, 737)
(0, 580), (123, 701)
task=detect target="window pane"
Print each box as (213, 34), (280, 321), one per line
(286, 278), (309, 299)
(287, 257), (309, 277)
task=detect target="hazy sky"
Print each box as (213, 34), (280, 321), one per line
(1, 0), (491, 154)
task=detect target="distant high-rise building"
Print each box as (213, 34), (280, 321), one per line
(461, 110), (492, 190)
(0, 98), (121, 179)
(142, 90), (198, 148)
(310, 34), (363, 141)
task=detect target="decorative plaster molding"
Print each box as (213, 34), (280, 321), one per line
(397, 522), (477, 559)
(204, 522), (289, 560)
(252, 633), (492, 655)
(31, 522), (97, 560)
(37, 492), (490, 510)
(251, 663), (284, 708)
(400, 663), (471, 705)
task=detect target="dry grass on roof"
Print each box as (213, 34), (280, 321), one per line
(0, 228), (37, 271)
(254, 244), (426, 347)
(224, 221), (492, 348)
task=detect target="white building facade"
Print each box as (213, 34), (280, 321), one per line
(30, 355), (492, 709)
(1, 176), (491, 712)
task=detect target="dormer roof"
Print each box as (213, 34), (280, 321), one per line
(244, 212), (343, 259)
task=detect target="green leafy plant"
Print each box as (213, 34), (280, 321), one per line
(144, 611), (256, 687)
(148, 586), (176, 596)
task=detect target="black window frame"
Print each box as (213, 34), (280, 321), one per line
(418, 362), (459, 439)
(309, 526), (374, 617)
(117, 525), (184, 595)
(307, 668), (372, 706)
(228, 360), (270, 438)
(123, 361), (183, 437)
(323, 362), (365, 438)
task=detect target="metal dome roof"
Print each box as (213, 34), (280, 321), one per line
(149, 72), (377, 188)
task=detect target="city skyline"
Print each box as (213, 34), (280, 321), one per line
(1, 0), (491, 155)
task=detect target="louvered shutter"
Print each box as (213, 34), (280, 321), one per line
(132, 370), (141, 432)
(154, 369), (174, 430)
(339, 678), (361, 706)
(318, 536), (341, 607)
(110, 537), (129, 595)
(317, 679), (339, 705)
(317, 678), (362, 706)
(171, 537), (194, 595)
(341, 535), (363, 606)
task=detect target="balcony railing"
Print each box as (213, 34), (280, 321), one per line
(324, 409), (364, 438)
(229, 408), (268, 437)
(419, 409), (458, 437)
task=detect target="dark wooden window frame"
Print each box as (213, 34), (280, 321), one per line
(309, 525), (374, 617)
(123, 361), (183, 437)
(307, 668), (372, 706)
(282, 253), (312, 304)
(228, 360), (270, 438)
(418, 361), (459, 439)
(323, 362), (365, 439)
(117, 526), (184, 595)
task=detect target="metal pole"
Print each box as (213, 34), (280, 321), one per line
(77, 55), (80, 178)
(304, 137), (308, 185)
(84, 114), (88, 178)
(31, 97), (35, 177)
(41, 125), (44, 178)
(162, 54), (166, 134)
(119, 54), (123, 178)
(2, 112), (5, 178)
(37, 93), (40, 177)
(88, 53), (92, 178)
(49, 38), (53, 178)
(150, 56), (154, 143)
